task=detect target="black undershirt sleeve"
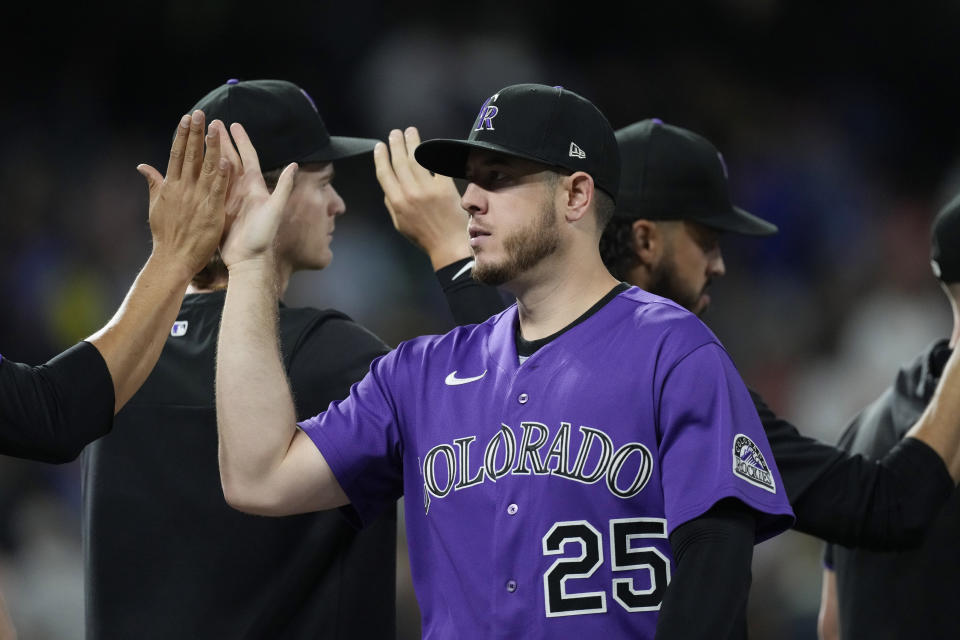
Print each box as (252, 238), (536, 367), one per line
(754, 390), (955, 549)
(654, 499), (755, 640)
(435, 257), (509, 326)
(0, 341), (115, 463)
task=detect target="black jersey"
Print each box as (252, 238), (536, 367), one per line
(437, 258), (955, 549)
(82, 290), (397, 639)
(0, 341), (114, 463)
(826, 339), (958, 638)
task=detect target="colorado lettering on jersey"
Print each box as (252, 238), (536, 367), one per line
(421, 421), (654, 513)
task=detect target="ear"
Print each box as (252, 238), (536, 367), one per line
(560, 172), (594, 223)
(631, 219), (664, 267)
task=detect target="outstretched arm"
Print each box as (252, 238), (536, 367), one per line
(374, 126), (507, 325)
(0, 111), (228, 463)
(776, 345), (960, 548)
(214, 122), (347, 516)
(87, 110), (229, 411)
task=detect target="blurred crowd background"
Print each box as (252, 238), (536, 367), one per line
(1, 1), (958, 638)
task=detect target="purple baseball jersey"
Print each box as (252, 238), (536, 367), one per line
(300, 286), (794, 639)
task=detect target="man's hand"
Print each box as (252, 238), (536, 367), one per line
(374, 126), (471, 270)
(137, 110), (230, 280)
(217, 122), (298, 270)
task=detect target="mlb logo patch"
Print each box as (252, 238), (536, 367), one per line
(732, 434), (776, 493)
(171, 320), (189, 337)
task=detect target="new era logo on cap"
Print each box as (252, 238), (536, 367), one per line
(414, 83), (620, 200)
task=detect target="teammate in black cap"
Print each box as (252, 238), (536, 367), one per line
(81, 79), (397, 639)
(374, 114), (960, 631)
(819, 193), (960, 639)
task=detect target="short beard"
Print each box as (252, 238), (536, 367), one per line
(646, 252), (705, 316)
(473, 198), (560, 287)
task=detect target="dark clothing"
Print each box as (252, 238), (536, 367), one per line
(656, 500), (755, 640)
(438, 257), (956, 548)
(826, 339), (958, 638)
(82, 290), (397, 640)
(0, 341), (114, 463)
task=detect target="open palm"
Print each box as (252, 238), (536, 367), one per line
(216, 121), (298, 268)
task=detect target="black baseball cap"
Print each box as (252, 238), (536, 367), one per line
(415, 83), (620, 200)
(190, 78), (378, 172)
(614, 119), (777, 236)
(931, 190), (960, 283)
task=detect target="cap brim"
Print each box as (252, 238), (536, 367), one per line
(415, 139), (554, 179)
(300, 136), (379, 163)
(701, 206), (778, 236)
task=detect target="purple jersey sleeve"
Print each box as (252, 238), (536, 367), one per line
(658, 342), (794, 541)
(298, 350), (404, 525)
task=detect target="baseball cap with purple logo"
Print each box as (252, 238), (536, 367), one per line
(190, 78), (378, 172)
(414, 83), (620, 200)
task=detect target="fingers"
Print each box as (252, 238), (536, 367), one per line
(272, 162), (299, 204)
(199, 121), (222, 185)
(387, 128), (418, 186)
(136, 163), (163, 200)
(373, 141), (402, 201)
(182, 110), (206, 182)
(215, 119), (242, 175)
(403, 126), (422, 159)
(165, 114), (192, 181)
(230, 122), (262, 175)
(210, 155), (231, 208)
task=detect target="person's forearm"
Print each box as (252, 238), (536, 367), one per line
(792, 438), (953, 549)
(905, 346), (960, 481)
(215, 258), (299, 511)
(86, 252), (193, 413)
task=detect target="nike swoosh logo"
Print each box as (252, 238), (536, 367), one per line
(451, 260), (476, 282)
(445, 370), (487, 386)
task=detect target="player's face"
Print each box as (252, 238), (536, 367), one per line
(648, 221), (725, 316)
(461, 151), (561, 286)
(275, 163), (345, 271)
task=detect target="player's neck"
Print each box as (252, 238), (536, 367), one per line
(511, 252), (620, 341)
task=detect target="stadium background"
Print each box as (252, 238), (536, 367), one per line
(1, 1), (958, 637)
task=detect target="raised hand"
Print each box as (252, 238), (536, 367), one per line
(137, 110), (230, 279)
(217, 122), (298, 269)
(374, 126), (471, 270)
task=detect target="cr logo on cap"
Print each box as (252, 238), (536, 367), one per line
(474, 95), (499, 131)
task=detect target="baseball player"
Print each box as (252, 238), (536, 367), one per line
(0, 110), (228, 463)
(818, 194), (960, 639)
(374, 118), (960, 557)
(216, 83), (794, 639)
(82, 79), (397, 639)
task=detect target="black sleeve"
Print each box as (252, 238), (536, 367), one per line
(435, 257), (509, 326)
(0, 341), (115, 463)
(754, 389), (955, 549)
(286, 317), (390, 420)
(654, 499), (755, 640)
